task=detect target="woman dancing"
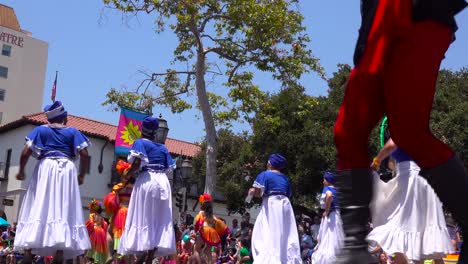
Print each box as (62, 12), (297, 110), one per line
(86, 199), (109, 264)
(312, 172), (344, 264)
(192, 193), (229, 264)
(246, 154), (301, 263)
(368, 134), (452, 262)
(14, 101), (91, 263)
(117, 116), (176, 263)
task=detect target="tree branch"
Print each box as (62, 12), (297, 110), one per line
(153, 88), (190, 101)
(136, 78), (153, 94)
(121, 0), (157, 14)
(135, 70), (196, 94)
(201, 34), (229, 44)
(226, 53), (266, 83)
(206, 70), (223, 76)
(151, 71), (195, 77)
(201, 34), (248, 52)
(198, 4), (228, 32)
(199, 14), (230, 32)
(205, 47), (241, 63)
(228, 61), (249, 83)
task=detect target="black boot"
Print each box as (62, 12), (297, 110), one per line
(422, 156), (468, 264)
(21, 250), (33, 264)
(335, 168), (374, 264)
(135, 253), (147, 264)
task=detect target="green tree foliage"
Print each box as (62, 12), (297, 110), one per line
(432, 68), (468, 168)
(192, 129), (263, 214)
(101, 0), (323, 194)
(192, 66), (467, 213)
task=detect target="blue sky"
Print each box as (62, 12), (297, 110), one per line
(4, 1), (467, 143)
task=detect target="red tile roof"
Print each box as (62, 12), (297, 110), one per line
(0, 4), (21, 32)
(0, 113), (201, 158)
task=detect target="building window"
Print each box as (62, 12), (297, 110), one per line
(0, 66), (7, 78)
(1, 45), (11, 57)
(0, 89), (5, 101)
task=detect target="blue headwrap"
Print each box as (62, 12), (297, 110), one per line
(323, 172), (336, 184)
(142, 116), (159, 136)
(44, 101), (67, 123)
(268, 154), (287, 170)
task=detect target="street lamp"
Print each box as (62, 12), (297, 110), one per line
(180, 158), (193, 181)
(177, 158), (192, 215)
(156, 114), (169, 144)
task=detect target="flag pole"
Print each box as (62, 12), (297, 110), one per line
(51, 71), (58, 102)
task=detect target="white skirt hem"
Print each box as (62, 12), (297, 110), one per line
(14, 158), (90, 259)
(368, 161), (452, 261)
(118, 171), (176, 256)
(311, 210), (344, 264)
(251, 195), (302, 264)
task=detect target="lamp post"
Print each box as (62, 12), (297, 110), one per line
(156, 114), (169, 144)
(174, 158), (192, 223)
(180, 158), (193, 182)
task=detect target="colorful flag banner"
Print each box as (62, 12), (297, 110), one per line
(115, 107), (149, 155)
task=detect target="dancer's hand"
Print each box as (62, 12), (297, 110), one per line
(370, 157), (380, 171)
(78, 173), (85, 185)
(16, 170), (25, 181)
(123, 170), (133, 181)
(322, 211), (329, 218)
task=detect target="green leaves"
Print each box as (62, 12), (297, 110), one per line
(191, 129), (263, 214)
(102, 88), (148, 112)
(101, 69), (194, 114)
(432, 68), (468, 169)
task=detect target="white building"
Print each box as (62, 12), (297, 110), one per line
(0, 112), (259, 226)
(0, 4), (48, 125)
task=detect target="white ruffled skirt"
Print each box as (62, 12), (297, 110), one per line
(311, 210), (344, 264)
(367, 161), (452, 260)
(118, 170), (176, 256)
(251, 195), (302, 264)
(14, 158), (90, 259)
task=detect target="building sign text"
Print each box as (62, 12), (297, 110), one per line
(0, 32), (24, 47)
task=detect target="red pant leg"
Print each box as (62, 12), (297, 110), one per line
(383, 20), (454, 169)
(334, 67), (385, 170)
(334, 0), (400, 170)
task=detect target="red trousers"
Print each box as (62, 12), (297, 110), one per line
(334, 0), (454, 170)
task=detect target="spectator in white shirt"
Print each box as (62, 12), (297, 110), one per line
(230, 219), (240, 236)
(310, 216), (321, 243)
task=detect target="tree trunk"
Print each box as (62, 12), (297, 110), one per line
(195, 50), (217, 195)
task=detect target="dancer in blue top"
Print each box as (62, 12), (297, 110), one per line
(368, 138), (452, 263)
(117, 116), (176, 263)
(14, 101), (91, 263)
(312, 172), (344, 264)
(246, 154), (301, 264)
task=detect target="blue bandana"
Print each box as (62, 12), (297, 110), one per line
(324, 172), (336, 184)
(44, 101), (67, 122)
(268, 154), (287, 169)
(142, 116), (159, 135)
